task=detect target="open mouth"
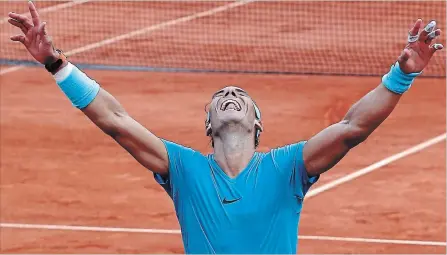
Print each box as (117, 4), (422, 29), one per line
(220, 99), (242, 111)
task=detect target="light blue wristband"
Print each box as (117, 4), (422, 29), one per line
(381, 62), (422, 94)
(53, 63), (100, 109)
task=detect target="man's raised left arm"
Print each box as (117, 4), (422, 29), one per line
(303, 19), (443, 176)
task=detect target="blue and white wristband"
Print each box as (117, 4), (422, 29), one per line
(381, 62), (421, 94)
(53, 62), (100, 109)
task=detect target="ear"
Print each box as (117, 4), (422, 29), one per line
(254, 119), (263, 133)
(206, 124), (212, 136)
(205, 111), (212, 136)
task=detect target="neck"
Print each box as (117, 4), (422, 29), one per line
(212, 129), (256, 178)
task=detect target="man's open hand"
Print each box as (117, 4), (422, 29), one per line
(8, 1), (59, 65)
(398, 19), (443, 74)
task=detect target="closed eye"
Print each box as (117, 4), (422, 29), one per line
(212, 90), (224, 99)
(235, 88), (249, 97)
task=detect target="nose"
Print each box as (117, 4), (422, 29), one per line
(224, 88), (237, 97)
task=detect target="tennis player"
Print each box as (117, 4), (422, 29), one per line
(7, 1), (443, 254)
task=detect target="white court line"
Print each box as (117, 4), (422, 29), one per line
(1, 223), (445, 246)
(0, 223), (180, 234)
(0, 65), (23, 74)
(305, 133), (446, 199)
(0, 0), (255, 75)
(298, 235), (446, 246)
(0, 0), (90, 24)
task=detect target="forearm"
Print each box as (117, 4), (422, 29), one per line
(82, 88), (128, 136)
(302, 18), (442, 176)
(54, 62), (127, 136)
(52, 62), (168, 173)
(343, 83), (401, 138)
(303, 83), (404, 175)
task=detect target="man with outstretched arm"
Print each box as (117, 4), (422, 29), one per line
(7, 1), (443, 254)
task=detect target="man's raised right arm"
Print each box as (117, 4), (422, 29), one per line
(8, 1), (169, 175)
(82, 87), (168, 174)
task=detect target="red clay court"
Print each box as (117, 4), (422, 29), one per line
(0, 0), (446, 253)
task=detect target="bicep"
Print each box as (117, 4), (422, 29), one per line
(303, 84), (399, 176)
(112, 115), (169, 175)
(303, 121), (365, 176)
(81, 88), (169, 175)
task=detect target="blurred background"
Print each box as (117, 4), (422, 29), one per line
(1, 0), (446, 76)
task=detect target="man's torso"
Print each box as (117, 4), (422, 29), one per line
(155, 141), (317, 254)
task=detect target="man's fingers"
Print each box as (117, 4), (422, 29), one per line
(35, 33), (41, 47)
(429, 43), (444, 55)
(36, 22), (51, 44)
(37, 21), (45, 35)
(419, 20), (436, 42)
(40, 22), (52, 44)
(409, 18), (422, 36)
(42, 22), (48, 36)
(425, 29), (441, 44)
(8, 12), (33, 29)
(407, 19), (422, 43)
(8, 18), (28, 34)
(10, 34), (26, 44)
(28, 0), (40, 27)
(397, 48), (411, 64)
(428, 29), (441, 39)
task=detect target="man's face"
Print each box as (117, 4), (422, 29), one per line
(207, 86), (261, 136)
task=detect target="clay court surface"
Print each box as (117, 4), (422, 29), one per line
(0, 0), (446, 254)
